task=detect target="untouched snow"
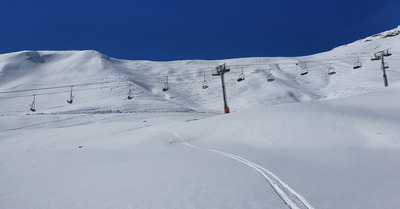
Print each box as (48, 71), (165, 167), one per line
(1, 27), (400, 208)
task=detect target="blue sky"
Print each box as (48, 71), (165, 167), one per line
(0, 0), (399, 61)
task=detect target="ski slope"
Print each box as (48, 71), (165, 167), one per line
(0, 26), (399, 115)
(0, 27), (400, 209)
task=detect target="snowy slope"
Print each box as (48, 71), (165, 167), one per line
(173, 84), (400, 208)
(0, 27), (399, 115)
(1, 85), (399, 209)
(1, 27), (400, 209)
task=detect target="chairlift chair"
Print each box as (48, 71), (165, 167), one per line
(212, 69), (220, 76)
(384, 49), (392, 57)
(237, 68), (245, 82)
(67, 86), (74, 104)
(328, 63), (336, 75)
(30, 95), (36, 112)
(297, 62), (308, 76)
(300, 68), (308, 76)
(267, 69), (275, 82)
(162, 76), (169, 92)
(127, 84), (133, 100)
(371, 55), (380, 61)
(202, 75), (209, 89)
(353, 57), (362, 69)
(127, 93), (133, 100)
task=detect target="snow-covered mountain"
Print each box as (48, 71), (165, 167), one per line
(0, 26), (399, 115)
(1, 27), (400, 209)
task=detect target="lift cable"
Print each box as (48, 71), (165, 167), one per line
(1, 52), (398, 98)
(0, 85), (121, 100)
(0, 79), (125, 94)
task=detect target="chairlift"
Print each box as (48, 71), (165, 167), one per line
(162, 76), (169, 92)
(237, 68), (245, 82)
(267, 69), (275, 82)
(212, 69), (220, 76)
(127, 84), (133, 100)
(202, 75), (209, 89)
(328, 63), (336, 75)
(371, 55), (380, 61)
(30, 95), (36, 112)
(353, 57), (362, 69)
(384, 49), (392, 57)
(297, 62), (308, 76)
(67, 86), (74, 104)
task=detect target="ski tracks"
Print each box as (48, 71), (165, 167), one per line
(131, 122), (314, 209)
(165, 129), (314, 209)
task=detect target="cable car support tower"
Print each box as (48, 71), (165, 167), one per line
(212, 63), (230, 114)
(371, 49), (392, 87)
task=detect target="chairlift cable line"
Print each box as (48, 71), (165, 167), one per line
(125, 53), (396, 78)
(0, 55), (386, 95)
(0, 52), (389, 100)
(1, 52), (398, 97)
(228, 54), (399, 68)
(0, 70), (211, 95)
(0, 85), (122, 100)
(0, 59), (377, 96)
(0, 79), (125, 94)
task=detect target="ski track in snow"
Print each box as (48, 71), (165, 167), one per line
(132, 122), (314, 209)
(165, 129), (314, 209)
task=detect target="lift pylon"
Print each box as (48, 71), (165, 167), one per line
(212, 63), (230, 114)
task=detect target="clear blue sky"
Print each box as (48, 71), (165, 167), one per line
(0, 0), (399, 61)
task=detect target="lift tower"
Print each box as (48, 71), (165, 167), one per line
(212, 63), (230, 114)
(371, 49), (392, 87)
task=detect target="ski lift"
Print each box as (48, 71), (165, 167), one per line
(297, 62), (308, 76)
(127, 84), (133, 100)
(353, 57), (362, 69)
(267, 69), (275, 82)
(212, 69), (220, 76)
(384, 49), (392, 57)
(237, 68), (245, 82)
(162, 76), (169, 92)
(30, 95), (36, 112)
(371, 54), (380, 61)
(376, 49), (392, 57)
(67, 86), (74, 104)
(328, 63), (336, 75)
(202, 75), (209, 89)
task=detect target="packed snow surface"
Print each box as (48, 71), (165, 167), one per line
(1, 27), (400, 208)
